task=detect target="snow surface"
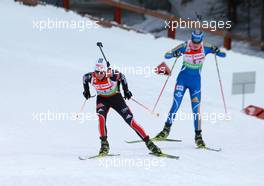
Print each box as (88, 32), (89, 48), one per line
(0, 1), (264, 186)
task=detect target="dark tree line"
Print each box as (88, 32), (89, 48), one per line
(28, 0), (264, 50)
(226, 0), (264, 49)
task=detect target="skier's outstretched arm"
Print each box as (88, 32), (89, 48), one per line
(82, 73), (92, 99)
(165, 42), (187, 59)
(204, 43), (226, 57)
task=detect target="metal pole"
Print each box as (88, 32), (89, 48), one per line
(152, 57), (178, 113)
(97, 42), (110, 67)
(214, 55), (228, 114)
(130, 98), (159, 117)
(242, 84), (245, 109)
(114, 6), (122, 24)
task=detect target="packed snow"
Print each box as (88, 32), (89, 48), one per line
(0, 1), (264, 186)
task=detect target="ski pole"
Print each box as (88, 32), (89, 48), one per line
(96, 42), (110, 67)
(76, 95), (96, 118)
(130, 98), (160, 117)
(152, 57), (178, 113)
(214, 54), (228, 114)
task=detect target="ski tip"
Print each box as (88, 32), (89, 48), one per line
(211, 148), (222, 152)
(151, 138), (182, 142)
(125, 138), (182, 143)
(196, 146), (222, 152)
(79, 153), (121, 160)
(78, 156), (87, 160)
(149, 152), (180, 159)
(124, 140), (142, 144)
(165, 139), (182, 142)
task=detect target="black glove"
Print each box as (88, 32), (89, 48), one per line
(124, 90), (132, 100)
(212, 46), (220, 53)
(173, 51), (181, 57)
(83, 91), (91, 99)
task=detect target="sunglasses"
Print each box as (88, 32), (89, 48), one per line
(192, 40), (202, 44)
(95, 71), (105, 75)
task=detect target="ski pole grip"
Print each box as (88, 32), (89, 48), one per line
(97, 42), (103, 47)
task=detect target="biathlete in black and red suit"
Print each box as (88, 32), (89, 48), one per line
(82, 58), (162, 155)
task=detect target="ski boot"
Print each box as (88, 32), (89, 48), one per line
(99, 136), (109, 156)
(145, 136), (162, 155)
(154, 123), (171, 140)
(195, 130), (206, 148)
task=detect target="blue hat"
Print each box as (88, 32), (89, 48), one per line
(191, 30), (204, 43)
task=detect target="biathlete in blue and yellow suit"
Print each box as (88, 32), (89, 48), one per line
(155, 30), (226, 148)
